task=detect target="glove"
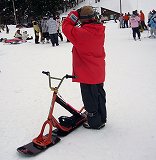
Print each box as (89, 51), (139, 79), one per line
(68, 10), (79, 25)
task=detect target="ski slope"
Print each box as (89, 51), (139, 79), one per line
(0, 0), (156, 160)
(85, 0), (156, 15)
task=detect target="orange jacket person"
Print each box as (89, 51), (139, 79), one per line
(139, 10), (148, 30)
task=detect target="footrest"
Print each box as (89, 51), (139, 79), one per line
(55, 114), (87, 136)
(59, 116), (78, 128)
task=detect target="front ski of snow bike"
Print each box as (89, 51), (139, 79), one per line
(32, 71), (87, 148)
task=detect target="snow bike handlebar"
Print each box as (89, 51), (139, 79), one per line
(42, 71), (76, 91)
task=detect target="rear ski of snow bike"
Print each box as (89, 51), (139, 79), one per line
(17, 71), (87, 156)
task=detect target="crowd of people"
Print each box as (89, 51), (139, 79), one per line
(118, 9), (156, 40)
(0, 14), (64, 45)
(0, 26), (33, 44)
(14, 29), (33, 41)
(32, 15), (64, 46)
(119, 10), (148, 30)
(31, 8), (156, 45)
(0, 8), (156, 44)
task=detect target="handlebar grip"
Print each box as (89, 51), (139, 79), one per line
(42, 71), (50, 76)
(65, 74), (77, 79)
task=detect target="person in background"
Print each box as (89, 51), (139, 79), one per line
(41, 16), (50, 43)
(119, 13), (124, 28)
(62, 6), (107, 130)
(127, 12), (131, 27)
(123, 13), (129, 28)
(32, 21), (40, 44)
(139, 10), (148, 30)
(14, 29), (22, 39)
(0, 24), (5, 32)
(129, 10), (141, 40)
(148, 17), (156, 38)
(22, 31), (33, 41)
(148, 11), (153, 23)
(56, 15), (63, 41)
(6, 25), (9, 34)
(148, 9), (156, 22)
(47, 15), (59, 46)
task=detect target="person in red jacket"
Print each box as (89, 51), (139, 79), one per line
(62, 6), (107, 129)
(123, 13), (129, 28)
(139, 10), (148, 30)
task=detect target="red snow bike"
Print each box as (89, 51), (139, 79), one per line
(17, 71), (86, 155)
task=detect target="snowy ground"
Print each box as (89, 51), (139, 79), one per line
(1, 1), (156, 160)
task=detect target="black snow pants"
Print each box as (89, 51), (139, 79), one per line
(34, 30), (39, 44)
(80, 83), (107, 128)
(50, 33), (58, 46)
(132, 27), (141, 39)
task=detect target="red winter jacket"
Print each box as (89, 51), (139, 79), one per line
(140, 12), (145, 21)
(62, 13), (106, 84)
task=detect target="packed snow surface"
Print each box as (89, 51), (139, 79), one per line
(0, 0), (156, 160)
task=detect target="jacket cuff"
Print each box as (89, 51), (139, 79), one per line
(67, 11), (79, 25)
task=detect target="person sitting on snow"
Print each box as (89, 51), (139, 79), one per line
(22, 31), (33, 41)
(14, 29), (22, 39)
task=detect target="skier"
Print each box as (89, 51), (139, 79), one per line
(129, 10), (141, 40)
(62, 5), (107, 129)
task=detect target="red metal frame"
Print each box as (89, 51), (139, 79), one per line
(32, 72), (85, 147)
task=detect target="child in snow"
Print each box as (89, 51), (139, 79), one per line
(62, 6), (107, 129)
(129, 10), (141, 40)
